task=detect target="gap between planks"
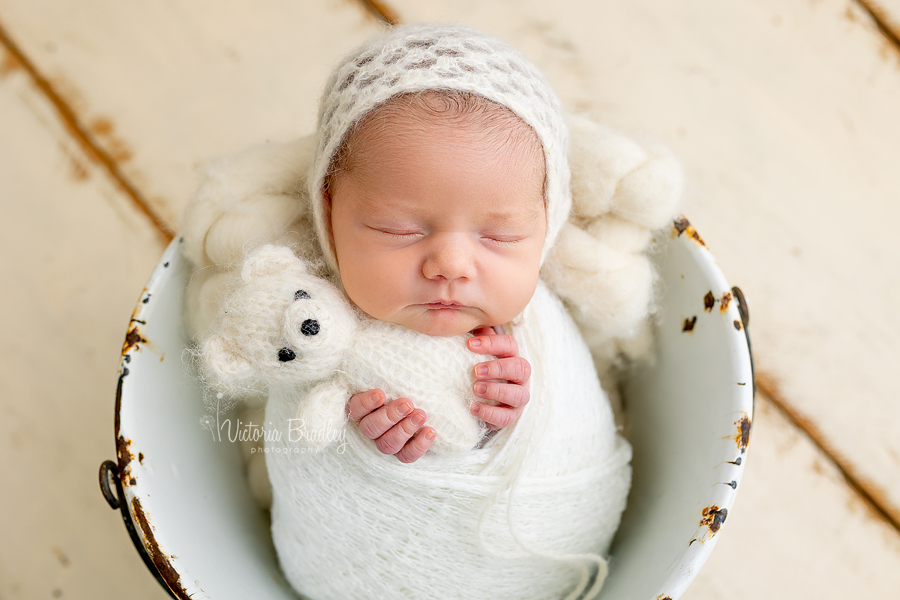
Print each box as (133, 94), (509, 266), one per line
(0, 16), (173, 245)
(856, 0), (900, 53)
(356, 0), (400, 25)
(758, 373), (900, 534)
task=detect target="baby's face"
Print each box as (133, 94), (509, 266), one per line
(327, 106), (546, 337)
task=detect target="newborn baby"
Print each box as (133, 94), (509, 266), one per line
(274, 24), (627, 600)
(189, 22), (682, 600)
(322, 88), (546, 461)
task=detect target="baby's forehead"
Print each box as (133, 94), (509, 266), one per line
(341, 92), (546, 165)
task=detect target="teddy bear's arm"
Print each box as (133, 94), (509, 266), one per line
(291, 376), (351, 451)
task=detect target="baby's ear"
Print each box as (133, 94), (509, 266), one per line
(241, 245), (306, 281)
(202, 335), (255, 383)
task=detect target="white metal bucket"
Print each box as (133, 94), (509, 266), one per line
(99, 217), (754, 600)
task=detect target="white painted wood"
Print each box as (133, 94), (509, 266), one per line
(0, 52), (168, 598)
(2, 0), (900, 597)
(392, 0), (900, 525)
(0, 0), (386, 230)
(683, 395), (900, 600)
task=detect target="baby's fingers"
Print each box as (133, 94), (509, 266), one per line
(395, 427), (436, 463)
(357, 398), (414, 440)
(467, 333), (519, 358)
(473, 356), (531, 385)
(473, 380), (529, 409)
(374, 409), (427, 455)
(347, 389), (385, 422)
(471, 402), (523, 430)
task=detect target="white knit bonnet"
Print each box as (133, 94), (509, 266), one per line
(307, 23), (572, 274)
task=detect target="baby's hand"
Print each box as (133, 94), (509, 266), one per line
(346, 390), (436, 463)
(467, 327), (531, 430)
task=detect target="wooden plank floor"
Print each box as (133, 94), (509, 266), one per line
(0, 39), (168, 599)
(1, 0), (898, 598)
(0, 2), (382, 598)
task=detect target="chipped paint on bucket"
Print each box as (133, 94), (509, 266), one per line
(599, 217), (754, 600)
(104, 217), (753, 600)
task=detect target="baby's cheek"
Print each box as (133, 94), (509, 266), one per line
(495, 267), (540, 319)
(337, 265), (396, 323)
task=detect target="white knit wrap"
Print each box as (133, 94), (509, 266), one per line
(195, 247), (633, 599)
(307, 23), (572, 273)
(265, 281), (632, 600)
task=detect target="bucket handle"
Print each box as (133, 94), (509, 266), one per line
(98, 460), (179, 599)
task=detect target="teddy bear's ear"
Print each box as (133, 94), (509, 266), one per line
(202, 335), (255, 383)
(240, 245), (307, 282)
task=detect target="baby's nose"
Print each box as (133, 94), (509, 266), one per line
(422, 236), (475, 281)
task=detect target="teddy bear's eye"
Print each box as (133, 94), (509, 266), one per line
(294, 290), (310, 300)
(301, 319), (320, 336)
(278, 348), (296, 362)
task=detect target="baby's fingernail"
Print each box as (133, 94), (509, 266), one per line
(411, 412), (425, 426)
(469, 338), (482, 347)
(474, 383), (487, 395)
(396, 400), (412, 414)
(424, 429), (436, 441)
(475, 365), (488, 377)
(471, 403), (481, 415)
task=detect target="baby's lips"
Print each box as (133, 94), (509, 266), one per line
(421, 301), (473, 310)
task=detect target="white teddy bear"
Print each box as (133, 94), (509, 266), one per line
(201, 244), (490, 455)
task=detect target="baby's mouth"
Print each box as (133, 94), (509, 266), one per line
(424, 301), (465, 309)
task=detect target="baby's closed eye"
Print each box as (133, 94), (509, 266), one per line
(481, 234), (524, 246)
(366, 225), (424, 240)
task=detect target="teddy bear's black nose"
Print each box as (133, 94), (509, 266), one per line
(301, 319), (320, 336)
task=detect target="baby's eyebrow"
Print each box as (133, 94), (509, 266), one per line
(482, 204), (544, 226)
